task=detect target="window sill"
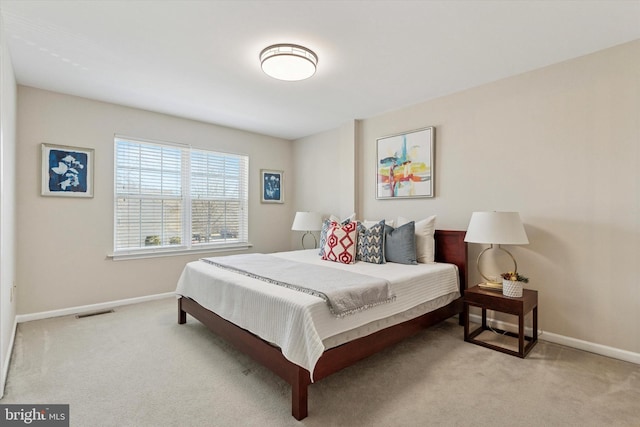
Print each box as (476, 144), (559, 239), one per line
(108, 243), (253, 261)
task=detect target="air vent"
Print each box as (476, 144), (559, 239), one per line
(75, 309), (114, 319)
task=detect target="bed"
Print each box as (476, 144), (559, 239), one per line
(177, 229), (467, 420)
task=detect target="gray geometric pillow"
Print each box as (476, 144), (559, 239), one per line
(356, 220), (386, 264)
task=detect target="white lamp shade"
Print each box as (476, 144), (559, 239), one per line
(464, 212), (529, 245)
(291, 212), (322, 231)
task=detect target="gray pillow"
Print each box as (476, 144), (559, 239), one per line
(318, 219), (332, 256)
(384, 221), (417, 265)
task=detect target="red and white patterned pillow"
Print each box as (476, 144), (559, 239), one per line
(321, 221), (357, 264)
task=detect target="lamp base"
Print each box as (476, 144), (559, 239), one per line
(476, 244), (517, 291)
(477, 282), (503, 292)
(301, 231), (318, 250)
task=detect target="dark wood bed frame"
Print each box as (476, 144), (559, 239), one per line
(178, 229), (467, 420)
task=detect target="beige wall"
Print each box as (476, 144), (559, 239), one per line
(1, 17), (18, 395)
(16, 87), (293, 314)
(295, 41), (640, 355)
(290, 120), (357, 248)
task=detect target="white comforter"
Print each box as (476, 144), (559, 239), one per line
(175, 249), (460, 378)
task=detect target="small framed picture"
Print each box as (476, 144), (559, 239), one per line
(41, 143), (94, 198)
(261, 169), (283, 203)
(376, 126), (434, 199)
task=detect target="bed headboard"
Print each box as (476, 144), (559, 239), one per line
(434, 230), (467, 294)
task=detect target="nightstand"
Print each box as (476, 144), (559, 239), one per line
(463, 285), (538, 358)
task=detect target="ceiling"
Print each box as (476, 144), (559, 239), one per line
(1, 1), (639, 140)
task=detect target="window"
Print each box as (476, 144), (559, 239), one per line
(114, 136), (249, 256)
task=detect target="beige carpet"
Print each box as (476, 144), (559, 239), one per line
(2, 297), (639, 427)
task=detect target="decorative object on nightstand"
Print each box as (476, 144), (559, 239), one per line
(464, 211), (529, 291)
(291, 211), (322, 249)
(501, 271), (529, 297)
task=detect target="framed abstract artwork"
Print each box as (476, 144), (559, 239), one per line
(376, 126), (434, 199)
(41, 143), (94, 198)
(261, 169), (284, 203)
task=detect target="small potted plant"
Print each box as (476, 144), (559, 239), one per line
(501, 271), (529, 297)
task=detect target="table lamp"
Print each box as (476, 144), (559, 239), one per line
(464, 211), (529, 290)
(291, 212), (322, 249)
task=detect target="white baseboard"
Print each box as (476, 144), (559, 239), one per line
(540, 330), (640, 365)
(469, 313), (640, 365)
(1, 316), (18, 399)
(15, 292), (176, 323)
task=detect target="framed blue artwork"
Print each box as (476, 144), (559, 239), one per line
(260, 169), (284, 203)
(41, 143), (94, 197)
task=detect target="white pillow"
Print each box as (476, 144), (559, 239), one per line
(396, 215), (436, 263)
(343, 212), (356, 222)
(362, 219), (395, 229)
(329, 213), (356, 223)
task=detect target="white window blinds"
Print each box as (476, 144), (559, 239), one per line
(190, 149), (249, 245)
(114, 136), (248, 254)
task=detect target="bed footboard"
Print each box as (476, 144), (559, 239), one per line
(179, 296), (312, 419)
(178, 294), (462, 419)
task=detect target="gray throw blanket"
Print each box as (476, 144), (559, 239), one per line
(201, 254), (395, 317)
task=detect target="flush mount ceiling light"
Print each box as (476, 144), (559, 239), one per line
(260, 44), (318, 81)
